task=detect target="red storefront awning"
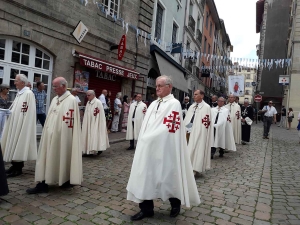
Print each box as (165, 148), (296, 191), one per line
(75, 51), (140, 80)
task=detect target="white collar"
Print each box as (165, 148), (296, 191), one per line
(89, 97), (96, 105)
(157, 94), (174, 102)
(18, 86), (30, 95)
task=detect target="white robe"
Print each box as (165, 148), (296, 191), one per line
(126, 94), (200, 207)
(1, 87), (37, 162)
(184, 101), (212, 173)
(126, 101), (147, 141)
(35, 91), (82, 185)
(225, 102), (242, 144)
(211, 106), (236, 151)
(82, 97), (109, 154)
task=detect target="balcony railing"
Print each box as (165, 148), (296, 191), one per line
(188, 15), (196, 34)
(196, 29), (202, 44)
(185, 59), (193, 73)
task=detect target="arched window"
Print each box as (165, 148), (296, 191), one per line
(0, 37), (53, 110)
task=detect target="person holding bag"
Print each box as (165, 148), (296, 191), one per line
(287, 108), (294, 130)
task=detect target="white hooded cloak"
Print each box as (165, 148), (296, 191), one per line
(225, 102), (242, 144)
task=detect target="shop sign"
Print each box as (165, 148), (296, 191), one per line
(118, 35), (126, 60)
(80, 58), (139, 80)
(96, 71), (116, 81)
(72, 21), (88, 44)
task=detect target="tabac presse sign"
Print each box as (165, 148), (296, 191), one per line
(72, 21), (88, 44)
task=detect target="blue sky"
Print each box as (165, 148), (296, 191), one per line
(215, 0), (260, 60)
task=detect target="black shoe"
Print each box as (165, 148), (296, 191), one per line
(131, 211), (154, 221)
(170, 207), (180, 217)
(127, 146), (134, 150)
(242, 141), (246, 145)
(60, 180), (74, 189)
(97, 151), (103, 155)
(26, 183), (48, 194)
(5, 166), (15, 174)
(219, 154), (224, 158)
(7, 170), (22, 178)
(211, 155), (214, 160)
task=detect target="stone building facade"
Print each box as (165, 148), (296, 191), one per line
(0, 0), (153, 114)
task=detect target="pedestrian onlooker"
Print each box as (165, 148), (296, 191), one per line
(287, 108), (294, 130)
(210, 95), (218, 108)
(71, 88), (81, 106)
(106, 91), (113, 133)
(297, 112), (300, 144)
(111, 92), (122, 133)
(278, 105), (287, 128)
(181, 96), (191, 119)
(33, 82), (47, 127)
(148, 93), (155, 105)
(0, 146), (9, 196)
(121, 95), (130, 132)
(261, 101), (277, 139)
(27, 82), (32, 90)
(0, 84), (11, 139)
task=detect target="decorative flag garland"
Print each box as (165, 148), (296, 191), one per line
(79, 0), (291, 71)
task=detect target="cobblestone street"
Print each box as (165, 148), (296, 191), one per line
(0, 124), (299, 225)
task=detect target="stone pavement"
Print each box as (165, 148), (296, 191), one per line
(1, 124), (300, 225)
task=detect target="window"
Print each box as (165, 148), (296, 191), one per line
(99, 0), (120, 17)
(35, 49), (50, 70)
(197, 17), (200, 30)
(11, 41), (30, 65)
(246, 74), (251, 79)
(208, 44), (211, 55)
(0, 39), (5, 60)
(205, 11), (209, 29)
(172, 23), (178, 43)
(245, 82), (251, 87)
(209, 22), (212, 37)
(155, 4), (164, 40)
(203, 37), (207, 54)
(189, 2), (193, 15)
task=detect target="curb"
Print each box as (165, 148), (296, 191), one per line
(109, 138), (126, 144)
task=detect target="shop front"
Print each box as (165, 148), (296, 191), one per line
(73, 51), (140, 106)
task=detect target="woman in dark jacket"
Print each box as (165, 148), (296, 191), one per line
(0, 146), (9, 196)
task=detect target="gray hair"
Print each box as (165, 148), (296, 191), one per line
(157, 75), (173, 86)
(16, 74), (28, 85)
(59, 78), (68, 87)
(184, 96), (190, 100)
(87, 90), (95, 96)
(244, 99), (249, 103)
(218, 97), (225, 102)
(71, 88), (77, 92)
(116, 92), (122, 98)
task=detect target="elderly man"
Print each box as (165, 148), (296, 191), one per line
(33, 82), (47, 127)
(127, 75), (200, 221)
(184, 90), (212, 175)
(98, 89), (108, 109)
(261, 101), (277, 139)
(71, 88), (81, 106)
(211, 97), (236, 159)
(26, 77), (82, 194)
(210, 95), (218, 108)
(126, 93), (147, 150)
(111, 92), (122, 133)
(225, 94), (241, 144)
(181, 96), (191, 119)
(241, 100), (254, 144)
(82, 90), (109, 155)
(2, 74), (37, 177)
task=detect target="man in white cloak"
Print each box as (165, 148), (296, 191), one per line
(2, 74), (37, 177)
(211, 97), (236, 159)
(126, 93), (147, 150)
(82, 90), (109, 155)
(26, 77), (82, 194)
(126, 75), (200, 221)
(184, 89), (212, 175)
(225, 94), (241, 144)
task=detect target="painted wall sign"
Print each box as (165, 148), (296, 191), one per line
(72, 21), (88, 44)
(96, 71), (116, 81)
(118, 35), (126, 60)
(79, 55), (139, 80)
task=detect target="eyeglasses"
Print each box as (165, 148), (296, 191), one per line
(156, 84), (169, 88)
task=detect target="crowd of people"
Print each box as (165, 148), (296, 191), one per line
(0, 74), (299, 221)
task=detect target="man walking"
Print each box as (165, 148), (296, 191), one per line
(33, 81), (47, 127)
(2, 74), (37, 177)
(184, 90), (212, 175)
(241, 100), (254, 145)
(26, 77), (82, 194)
(210, 95), (218, 108)
(126, 93), (147, 150)
(111, 92), (122, 133)
(261, 101), (277, 139)
(127, 75), (200, 221)
(181, 96), (191, 119)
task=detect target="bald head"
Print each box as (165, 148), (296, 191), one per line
(217, 97), (226, 107)
(52, 77), (68, 96)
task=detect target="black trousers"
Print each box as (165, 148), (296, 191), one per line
(211, 147), (224, 156)
(129, 122), (134, 147)
(37, 113), (46, 127)
(139, 198), (181, 213)
(263, 116), (273, 137)
(12, 161), (24, 171)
